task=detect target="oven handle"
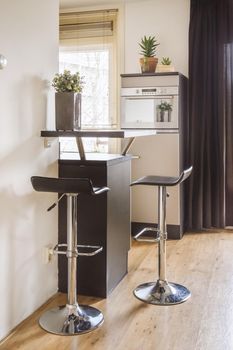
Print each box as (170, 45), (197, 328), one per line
(122, 95), (175, 100)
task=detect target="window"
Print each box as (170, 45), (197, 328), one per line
(59, 9), (118, 154)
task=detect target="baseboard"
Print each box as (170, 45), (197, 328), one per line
(131, 221), (183, 240)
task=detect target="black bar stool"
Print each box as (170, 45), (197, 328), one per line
(31, 176), (109, 335)
(130, 166), (192, 305)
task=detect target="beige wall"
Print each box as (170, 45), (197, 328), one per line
(60, 0), (189, 77)
(0, 0), (189, 338)
(123, 0), (190, 225)
(0, 0), (59, 340)
(124, 0), (190, 76)
(60, 0), (190, 226)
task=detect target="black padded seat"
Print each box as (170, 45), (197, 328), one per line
(130, 166), (193, 187)
(31, 176), (109, 195)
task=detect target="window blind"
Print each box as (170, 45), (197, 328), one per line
(60, 9), (118, 40)
(59, 8), (119, 137)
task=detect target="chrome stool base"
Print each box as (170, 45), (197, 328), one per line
(134, 280), (191, 305)
(39, 304), (104, 335)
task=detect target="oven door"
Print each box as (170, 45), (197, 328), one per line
(121, 96), (155, 129)
(121, 95), (178, 130)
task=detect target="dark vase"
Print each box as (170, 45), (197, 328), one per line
(157, 110), (165, 122)
(168, 110), (172, 122)
(55, 92), (81, 131)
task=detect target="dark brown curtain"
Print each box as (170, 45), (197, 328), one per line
(187, 0), (233, 230)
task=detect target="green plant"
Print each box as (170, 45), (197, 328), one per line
(158, 102), (173, 111)
(52, 69), (84, 93)
(139, 36), (160, 57)
(161, 57), (172, 65)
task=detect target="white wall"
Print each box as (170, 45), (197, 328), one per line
(0, 0), (189, 340)
(59, 0), (190, 226)
(124, 0), (190, 76)
(0, 0), (59, 340)
(60, 0), (189, 75)
(124, 0), (190, 225)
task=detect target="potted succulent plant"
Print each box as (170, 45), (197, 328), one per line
(157, 101), (173, 122)
(156, 57), (175, 72)
(161, 57), (172, 66)
(139, 35), (160, 73)
(52, 70), (85, 131)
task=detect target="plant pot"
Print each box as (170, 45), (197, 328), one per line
(156, 64), (175, 73)
(157, 110), (172, 122)
(157, 110), (164, 122)
(140, 57), (158, 73)
(55, 92), (81, 131)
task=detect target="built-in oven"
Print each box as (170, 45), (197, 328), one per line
(121, 86), (179, 130)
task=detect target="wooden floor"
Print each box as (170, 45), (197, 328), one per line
(1, 231), (233, 350)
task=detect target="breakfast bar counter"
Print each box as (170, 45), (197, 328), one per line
(41, 129), (157, 159)
(41, 129), (156, 298)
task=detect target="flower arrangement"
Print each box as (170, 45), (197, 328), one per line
(52, 69), (84, 93)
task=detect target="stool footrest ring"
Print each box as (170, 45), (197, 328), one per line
(77, 245), (103, 256)
(133, 227), (160, 243)
(52, 244), (103, 257)
(53, 244), (68, 255)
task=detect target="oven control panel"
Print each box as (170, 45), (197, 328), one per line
(121, 86), (179, 96)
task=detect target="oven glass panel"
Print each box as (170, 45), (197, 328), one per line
(154, 98), (174, 124)
(121, 95), (178, 129)
(125, 98), (154, 124)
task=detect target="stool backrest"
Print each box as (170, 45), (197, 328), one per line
(178, 165), (193, 185)
(31, 176), (97, 195)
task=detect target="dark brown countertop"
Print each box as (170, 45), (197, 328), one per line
(41, 129), (157, 138)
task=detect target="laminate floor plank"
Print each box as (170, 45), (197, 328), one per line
(1, 232), (233, 350)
